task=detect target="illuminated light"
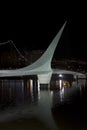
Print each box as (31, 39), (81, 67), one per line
(30, 79), (33, 87)
(59, 79), (62, 89)
(63, 82), (66, 86)
(63, 81), (70, 87)
(38, 80), (40, 99)
(59, 74), (63, 77)
(30, 79), (33, 94)
(60, 87), (64, 102)
(61, 87), (64, 94)
(50, 91), (53, 96)
(37, 80), (40, 89)
(29, 79), (34, 102)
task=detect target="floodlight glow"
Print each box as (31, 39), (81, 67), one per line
(59, 79), (62, 89)
(59, 74), (63, 77)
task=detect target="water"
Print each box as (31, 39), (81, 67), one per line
(0, 76), (87, 130)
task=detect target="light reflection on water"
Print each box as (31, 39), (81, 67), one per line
(0, 77), (87, 129)
(0, 79), (39, 106)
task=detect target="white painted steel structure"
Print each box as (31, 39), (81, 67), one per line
(0, 22), (86, 84)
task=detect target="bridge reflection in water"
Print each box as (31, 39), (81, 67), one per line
(0, 77), (87, 130)
(0, 78), (39, 106)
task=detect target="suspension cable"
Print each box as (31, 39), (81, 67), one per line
(0, 40), (28, 62)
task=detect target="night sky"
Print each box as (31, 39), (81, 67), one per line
(0, 2), (87, 60)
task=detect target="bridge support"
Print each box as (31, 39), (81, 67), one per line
(37, 72), (52, 89)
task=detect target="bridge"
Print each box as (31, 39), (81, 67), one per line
(0, 21), (86, 86)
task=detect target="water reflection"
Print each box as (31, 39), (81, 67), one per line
(0, 77), (87, 110)
(0, 77), (87, 130)
(0, 79), (39, 108)
(51, 79), (87, 106)
(51, 78), (87, 130)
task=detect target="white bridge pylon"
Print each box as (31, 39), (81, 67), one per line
(0, 22), (66, 84)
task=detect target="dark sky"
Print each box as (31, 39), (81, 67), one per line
(0, 1), (87, 60)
